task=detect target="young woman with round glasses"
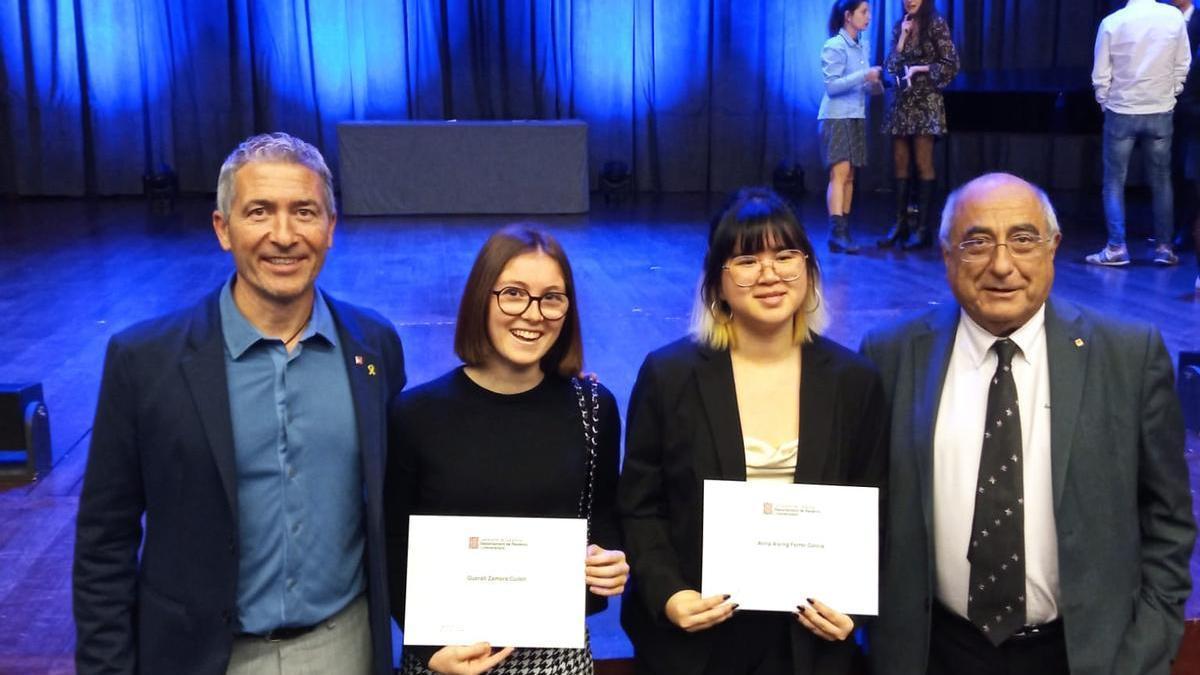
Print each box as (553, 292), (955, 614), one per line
(385, 225), (627, 675)
(617, 188), (888, 675)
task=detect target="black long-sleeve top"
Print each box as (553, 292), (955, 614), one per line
(385, 367), (622, 660)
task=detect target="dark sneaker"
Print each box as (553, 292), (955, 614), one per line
(1152, 246), (1179, 266)
(1085, 245), (1130, 266)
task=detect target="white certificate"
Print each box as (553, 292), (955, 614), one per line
(702, 479), (878, 615)
(403, 515), (586, 648)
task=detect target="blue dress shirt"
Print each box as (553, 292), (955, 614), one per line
(817, 29), (871, 120)
(219, 280), (365, 633)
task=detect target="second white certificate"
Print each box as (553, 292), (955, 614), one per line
(403, 515), (586, 648)
(701, 479), (879, 615)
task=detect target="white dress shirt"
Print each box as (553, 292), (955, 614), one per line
(932, 306), (1060, 625)
(1092, 0), (1191, 114)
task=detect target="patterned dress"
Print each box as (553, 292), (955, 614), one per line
(882, 15), (960, 137)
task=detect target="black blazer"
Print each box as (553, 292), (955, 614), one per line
(73, 287), (406, 675)
(616, 335), (888, 675)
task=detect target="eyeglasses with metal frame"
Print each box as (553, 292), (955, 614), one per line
(722, 249), (808, 287)
(490, 286), (570, 320)
(956, 232), (1053, 263)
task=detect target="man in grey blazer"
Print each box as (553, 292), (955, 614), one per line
(861, 173), (1194, 674)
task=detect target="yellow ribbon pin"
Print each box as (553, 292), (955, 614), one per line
(367, 364), (377, 376)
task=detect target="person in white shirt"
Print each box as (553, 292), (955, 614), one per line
(863, 173), (1194, 675)
(1089, 0), (1190, 267)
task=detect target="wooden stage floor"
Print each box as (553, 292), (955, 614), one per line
(0, 191), (1197, 672)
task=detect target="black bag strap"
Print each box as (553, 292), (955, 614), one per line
(570, 375), (600, 541)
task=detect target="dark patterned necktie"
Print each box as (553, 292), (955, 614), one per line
(966, 338), (1026, 645)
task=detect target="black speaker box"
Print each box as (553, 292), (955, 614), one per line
(1179, 353), (1200, 433)
(0, 383), (52, 481)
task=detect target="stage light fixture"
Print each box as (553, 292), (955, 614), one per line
(1180, 353), (1200, 433)
(772, 161), (805, 200)
(142, 163), (178, 215)
(0, 383), (51, 483)
(599, 160), (632, 203)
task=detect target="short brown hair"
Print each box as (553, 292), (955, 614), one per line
(454, 225), (584, 377)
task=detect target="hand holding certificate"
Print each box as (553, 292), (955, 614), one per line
(664, 589), (737, 632)
(702, 479), (879, 616)
(404, 515), (587, 649)
(584, 544), (630, 597)
(428, 643), (515, 675)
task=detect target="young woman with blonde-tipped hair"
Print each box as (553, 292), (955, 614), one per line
(617, 187), (888, 675)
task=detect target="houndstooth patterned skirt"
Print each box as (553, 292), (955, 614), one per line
(400, 633), (593, 675)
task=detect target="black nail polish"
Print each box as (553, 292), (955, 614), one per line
(722, 594), (731, 601)
(805, 597), (814, 604)
(797, 604), (807, 613)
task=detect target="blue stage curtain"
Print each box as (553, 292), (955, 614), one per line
(0, 0), (1125, 197)
(943, 0), (1124, 72)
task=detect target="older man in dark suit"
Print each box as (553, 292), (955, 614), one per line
(862, 173), (1194, 674)
(73, 133), (405, 675)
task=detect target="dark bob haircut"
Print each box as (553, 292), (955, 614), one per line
(829, 0), (869, 37)
(693, 187), (827, 349)
(454, 225), (584, 378)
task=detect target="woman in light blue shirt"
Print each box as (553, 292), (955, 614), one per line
(818, 0), (882, 254)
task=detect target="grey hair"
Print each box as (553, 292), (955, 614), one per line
(215, 132), (336, 220)
(938, 173), (1061, 249)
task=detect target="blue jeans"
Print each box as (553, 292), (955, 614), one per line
(1102, 110), (1174, 247)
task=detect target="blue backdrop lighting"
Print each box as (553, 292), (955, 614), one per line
(0, 0), (1119, 197)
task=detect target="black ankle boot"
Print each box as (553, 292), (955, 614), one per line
(879, 178), (911, 248)
(828, 215), (861, 254)
(903, 179), (937, 250)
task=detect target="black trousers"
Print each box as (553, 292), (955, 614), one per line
(702, 611), (793, 675)
(926, 603), (1068, 675)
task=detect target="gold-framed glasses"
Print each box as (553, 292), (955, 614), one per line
(722, 249), (808, 287)
(957, 233), (1052, 263)
(491, 287), (570, 320)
